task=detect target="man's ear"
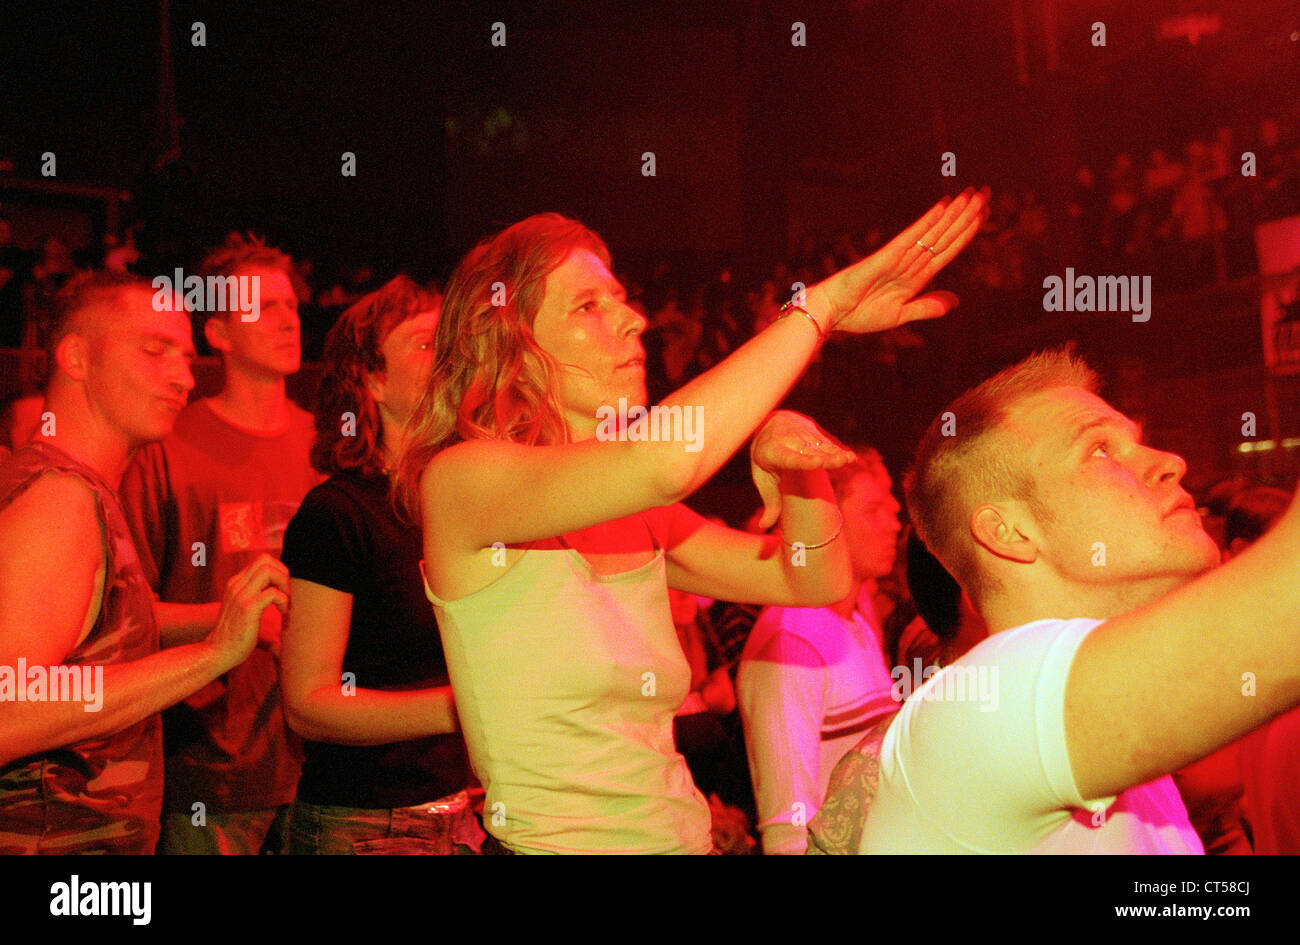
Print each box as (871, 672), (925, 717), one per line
(204, 314), (230, 353)
(971, 503), (1038, 565)
(55, 333), (89, 382)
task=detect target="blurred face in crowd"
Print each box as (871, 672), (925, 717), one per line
(532, 249), (647, 437)
(369, 306), (440, 431)
(206, 265), (300, 380)
(841, 462), (903, 583)
(69, 286), (195, 446)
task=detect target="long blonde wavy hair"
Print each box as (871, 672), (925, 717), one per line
(396, 212), (612, 521)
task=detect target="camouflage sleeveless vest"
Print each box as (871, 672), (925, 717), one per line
(0, 442), (163, 854)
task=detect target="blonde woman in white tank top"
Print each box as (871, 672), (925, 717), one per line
(397, 193), (987, 853)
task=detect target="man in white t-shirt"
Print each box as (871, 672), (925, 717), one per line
(738, 447), (901, 854)
(864, 346), (1300, 853)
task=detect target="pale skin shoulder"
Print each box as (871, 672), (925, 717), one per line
(0, 473), (105, 665)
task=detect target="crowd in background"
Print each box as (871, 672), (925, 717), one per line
(628, 111), (1300, 402)
(4, 113), (1300, 391)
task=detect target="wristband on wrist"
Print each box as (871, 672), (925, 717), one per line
(776, 299), (827, 346)
(778, 507), (844, 550)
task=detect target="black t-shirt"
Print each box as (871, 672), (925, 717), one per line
(280, 470), (472, 808)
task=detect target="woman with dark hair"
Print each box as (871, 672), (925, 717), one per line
(279, 276), (484, 854)
(399, 193), (986, 853)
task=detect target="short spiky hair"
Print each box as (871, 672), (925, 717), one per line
(904, 346), (1099, 606)
(46, 269), (154, 384)
(195, 233), (296, 352)
(198, 231), (293, 282)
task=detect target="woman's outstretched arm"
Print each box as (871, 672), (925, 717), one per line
(423, 190), (987, 560)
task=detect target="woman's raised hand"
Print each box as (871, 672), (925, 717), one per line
(750, 411), (856, 530)
(809, 187), (988, 336)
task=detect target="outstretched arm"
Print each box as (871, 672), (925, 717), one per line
(1065, 492), (1300, 800)
(424, 190), (988, 561)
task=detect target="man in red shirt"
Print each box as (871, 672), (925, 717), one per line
(121, 235), (320, 854)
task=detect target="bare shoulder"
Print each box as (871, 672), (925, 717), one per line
(0, 471), (104, 662)
(421, 442), (475, 509)
(426, 439), (519, 476)
(0, 470), (104, 582)
(420, 439), (538, 510)
(0, 469), (101, 540)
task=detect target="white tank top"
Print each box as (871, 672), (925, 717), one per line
(422, 523), (712, 854)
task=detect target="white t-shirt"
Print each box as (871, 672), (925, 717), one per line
(859, 618), (1203, 854)
(738, 600), (897, 854)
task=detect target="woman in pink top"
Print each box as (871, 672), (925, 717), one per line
(398, 193), (986, 853)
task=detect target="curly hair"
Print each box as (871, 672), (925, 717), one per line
(395, 213), (612, 520)
(311, 275), (439, 477)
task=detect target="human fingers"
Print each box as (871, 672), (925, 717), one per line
(753, 466), (783, 530)
(253, 587), (290, 619)
(881, 196), (954, 272)
(916, 187), (989, 280)
(897, 290), (959, 325)
(900, 188), (977, 281)
(762, 436), (855, 470)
